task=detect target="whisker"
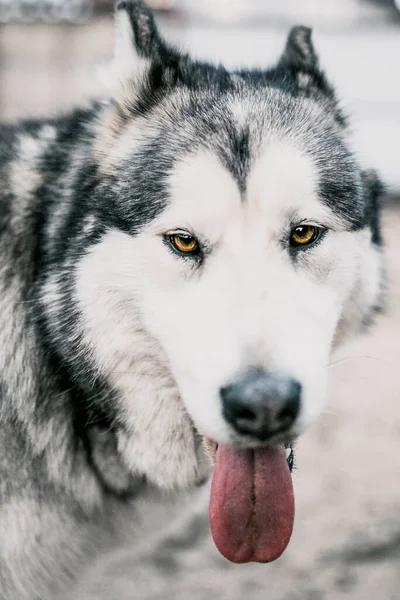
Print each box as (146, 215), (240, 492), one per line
(326, 355), (394, 368)
(320, 406), (342, 417)
(110, 371), (159, 376)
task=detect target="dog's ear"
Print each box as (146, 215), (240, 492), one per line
(278, 26), (318, 72)
(277, 26), (345, 126)
(95, 1), (176, 167)
(114, 0), (164, 80)
(98, 0), (176, 117)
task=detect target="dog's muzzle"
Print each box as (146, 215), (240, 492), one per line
(220, 370), (301, 441)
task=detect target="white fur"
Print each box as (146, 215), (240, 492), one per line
(75, 231), (210, 489)
(75, 140), (381, 483)
(9, 133), (49, 226)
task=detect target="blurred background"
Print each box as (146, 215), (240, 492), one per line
(1, 1), (400, 599)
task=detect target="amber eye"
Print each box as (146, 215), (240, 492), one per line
(169, 233), (199, 255)
(290, 225), (320, 247)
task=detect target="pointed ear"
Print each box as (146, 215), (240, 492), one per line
(95, 1), (174, 165)
(112, 0), (164, 82)
(115, 0), (163, 62)
(278, 26), (318, 72)
(277, 26), (346, 126)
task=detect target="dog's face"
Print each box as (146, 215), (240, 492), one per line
(58, 1), (383, 490)
(127, 144), (376, 444)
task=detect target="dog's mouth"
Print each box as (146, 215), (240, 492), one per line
(203, 437), (295, 564)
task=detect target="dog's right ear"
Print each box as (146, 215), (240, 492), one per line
(113, 0), (164, 81)
(95, 1), (173, 169)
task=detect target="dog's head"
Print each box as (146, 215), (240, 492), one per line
(39, 1), (383, 543)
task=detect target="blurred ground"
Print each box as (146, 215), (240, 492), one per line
(0, 10), (399, 599)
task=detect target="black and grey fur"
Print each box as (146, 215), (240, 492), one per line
(0, 1), (384, 598)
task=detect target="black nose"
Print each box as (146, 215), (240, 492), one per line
(220, 371), (301, 440)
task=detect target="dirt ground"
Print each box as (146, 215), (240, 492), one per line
(1, 15), (399, 600)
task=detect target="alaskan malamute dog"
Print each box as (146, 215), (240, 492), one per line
(0, 1), (384, 597)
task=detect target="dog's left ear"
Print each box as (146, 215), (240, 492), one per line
(278, 26), (319, 72)
(277, 26), (345, 126)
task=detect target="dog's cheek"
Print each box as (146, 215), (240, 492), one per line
(291, 367), (328, 435)
(115, 385), (211, 489)
(334, 232), (384, 347)
(73, 233), (211, 489)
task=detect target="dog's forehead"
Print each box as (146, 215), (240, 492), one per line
(112, 86), (361, 235)
(247, 139), (319, 217)
(153, 140), (332, 236)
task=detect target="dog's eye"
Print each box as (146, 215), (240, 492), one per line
(290, 225), (321, 247)
(169, 233), (200, 256)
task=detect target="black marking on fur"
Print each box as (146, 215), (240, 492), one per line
(221, 125), (251, 194)
(361, 169), (384, 246)
(314, 137), (365, 230)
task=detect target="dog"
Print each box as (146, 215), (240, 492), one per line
(0, 1), (384, 597)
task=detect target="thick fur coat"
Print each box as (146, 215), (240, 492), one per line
(0, 1), (384, 597)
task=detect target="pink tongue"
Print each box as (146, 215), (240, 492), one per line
(209, 444), (294, 563)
